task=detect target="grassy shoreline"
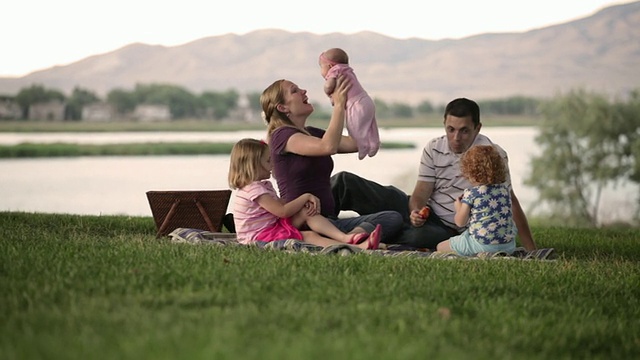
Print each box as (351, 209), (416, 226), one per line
(0, 141), (414, 158)
(0, 115), (541, 133)
(1, 211), (639, 359)
(0, 116), (534, 158)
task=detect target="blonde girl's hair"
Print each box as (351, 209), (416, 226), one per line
(228, 138), (268, 189)
(460, 145), (507, 185)
(261, 79), (310, 139)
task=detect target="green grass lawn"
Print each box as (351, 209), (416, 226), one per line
(1, 212), (638, 359)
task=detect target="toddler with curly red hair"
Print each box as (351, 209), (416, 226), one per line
(436, 145), (517, 256)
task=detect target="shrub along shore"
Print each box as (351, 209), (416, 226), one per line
(1, 211), (639, 359)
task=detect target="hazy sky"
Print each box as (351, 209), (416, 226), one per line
(1, 0), (634, 77)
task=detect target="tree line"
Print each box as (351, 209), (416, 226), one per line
(2, 84), (243, 121)
(1, 83), (544, 121)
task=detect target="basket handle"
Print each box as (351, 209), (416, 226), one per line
(195, 199), (216, 232)
(157, 199), (180, 237)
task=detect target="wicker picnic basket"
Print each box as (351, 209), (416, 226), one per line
(146, 190), (232, 237)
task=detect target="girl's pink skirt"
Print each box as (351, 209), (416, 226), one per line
(255, 217), (302, 242)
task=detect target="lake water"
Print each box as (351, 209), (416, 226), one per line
(0, 127), (636, 223)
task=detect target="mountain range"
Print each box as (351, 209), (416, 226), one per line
(1, 1), (638, 105)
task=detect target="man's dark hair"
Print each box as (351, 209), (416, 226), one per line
(444, 98), (480, 127)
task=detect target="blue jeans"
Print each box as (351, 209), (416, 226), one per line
(330, 171), (458, 249)
(328, 211), (403, 244)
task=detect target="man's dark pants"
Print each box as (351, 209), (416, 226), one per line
(330, 171), (457, 249)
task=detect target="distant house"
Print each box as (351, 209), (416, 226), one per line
(82, 102), (116, 122)
(132, 104), (171, 122)
(29, 100), (66, 121)
(0, 97), (21, 119)
(229, 93), (257, 122)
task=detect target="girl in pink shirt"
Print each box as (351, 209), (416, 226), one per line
(228, 138), (381, 249)
(319, 48), (380, 160)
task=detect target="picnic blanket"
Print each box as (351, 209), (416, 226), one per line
(167, 228), (556, 260)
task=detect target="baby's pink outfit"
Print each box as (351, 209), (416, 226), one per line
(325, 64), (380, 160)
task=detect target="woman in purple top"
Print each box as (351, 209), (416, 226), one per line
(260, 77), (403, 244)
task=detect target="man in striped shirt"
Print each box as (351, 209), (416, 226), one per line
(330, 98), (537, 251)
